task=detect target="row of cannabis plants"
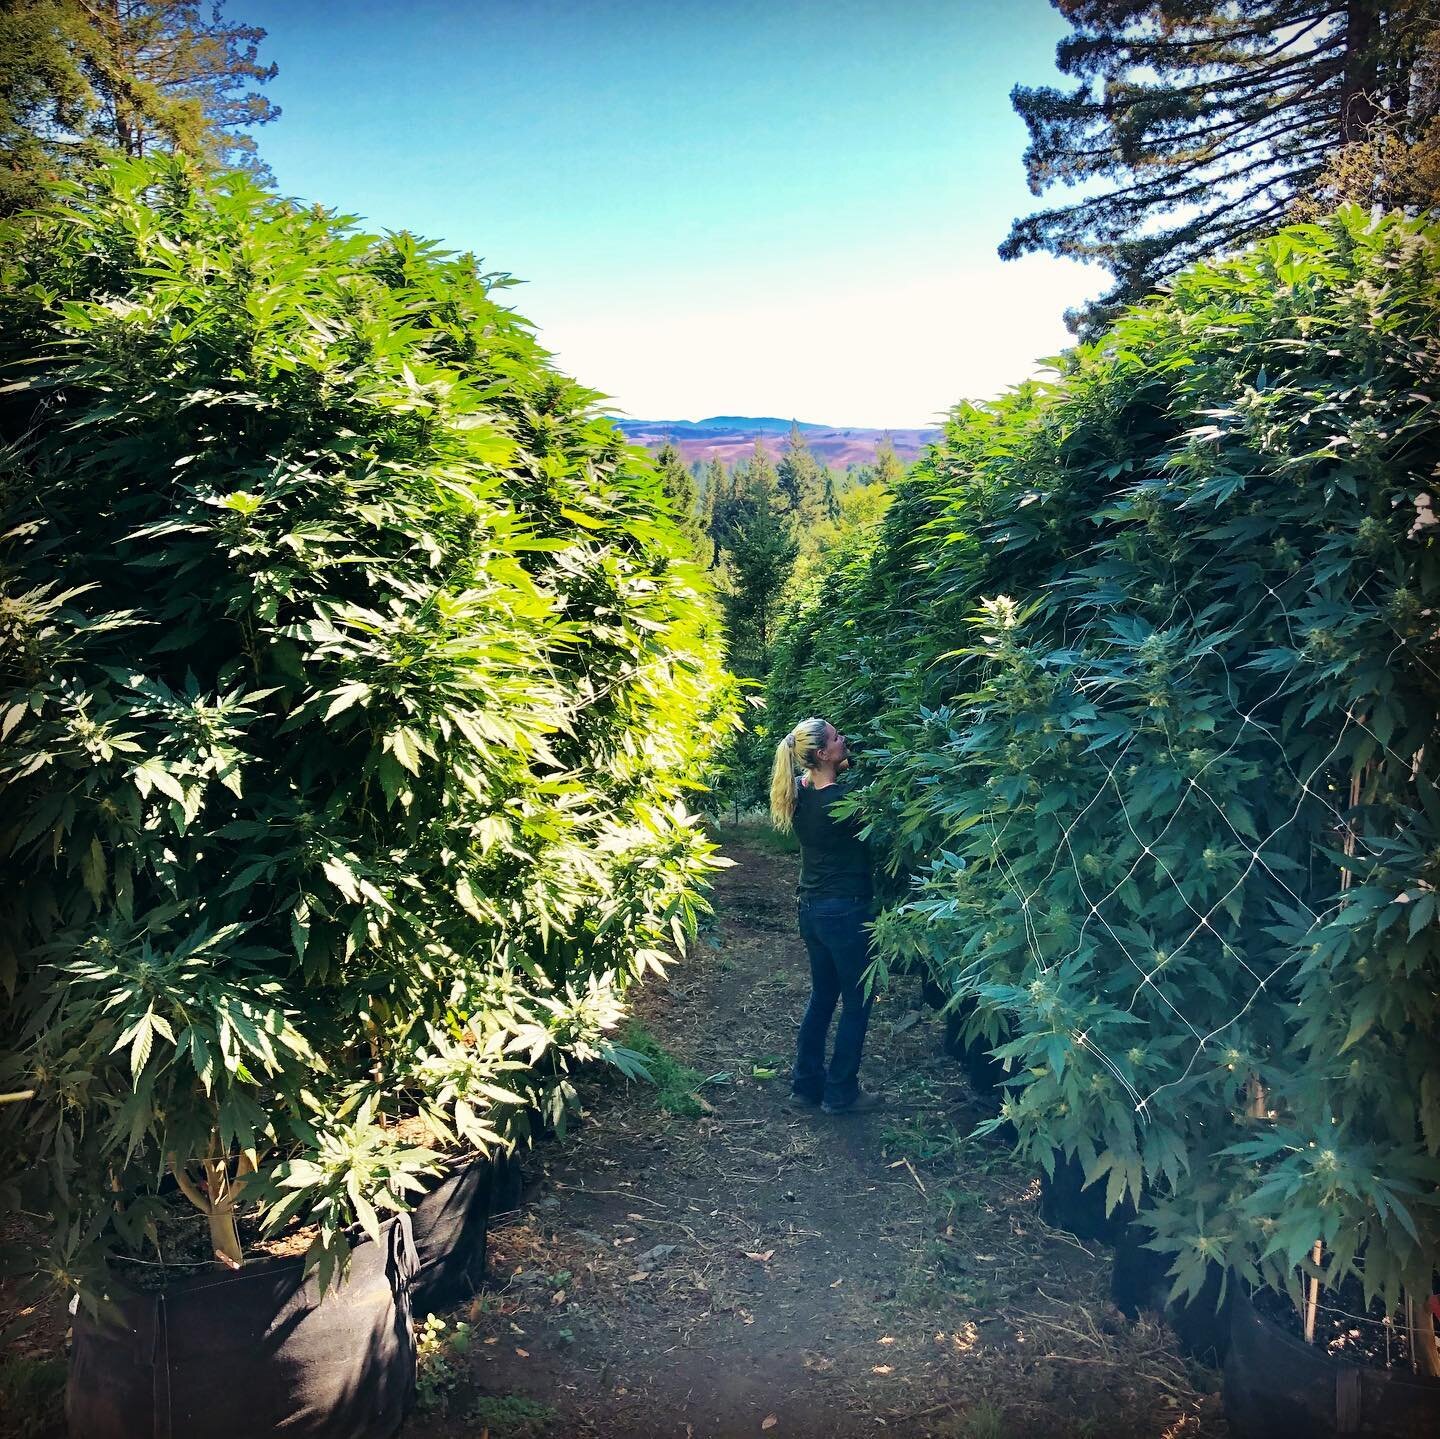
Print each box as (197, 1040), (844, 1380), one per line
(770, 208), (1440, 1405)
(0, 157), (733, 1356)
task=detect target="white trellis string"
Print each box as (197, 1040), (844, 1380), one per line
(964, 564), (1409, 1124)
(890, 500), (1424, 1144)
(1127, 711), (1353, 1018)
(1011, 560), (1289, 926)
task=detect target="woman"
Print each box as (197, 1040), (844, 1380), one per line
(769, 716), (883, 1115)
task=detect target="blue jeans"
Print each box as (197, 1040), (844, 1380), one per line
(792, 896), (875, 1109)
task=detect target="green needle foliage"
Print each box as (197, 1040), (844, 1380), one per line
(0, 157), (734, 1301)
(772, 208), (1440, 1321)
(1005, 1), (1440, 333)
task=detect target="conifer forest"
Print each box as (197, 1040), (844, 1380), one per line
(0, 3), (1437, 1438)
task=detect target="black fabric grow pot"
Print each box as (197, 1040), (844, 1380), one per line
(66, 1212), (417, 1439)
(938, 1001), (1017, 1143)
(942, 1010), (966, 1060)
(409, 1147), (525, 1316)
(1111, 1224), (1231, 1365)
(489, 1147), (524, 1217)
(920, 976), (949, 1012)
(1038, 1150), (1136, 1243)
(1224, 1287), (1440, 1438)
(941, 996), (978, 1060)
(941, 999), (1009, 1094)
(963, 1037), (1009, 1099)
(410, 1154), (493, 1317)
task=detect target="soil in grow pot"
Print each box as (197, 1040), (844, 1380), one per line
(1250, 1274), (1432, 1371)
(111, 1195), (325, 1293)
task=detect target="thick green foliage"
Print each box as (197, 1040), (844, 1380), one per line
(772, 209), (1440, 1315)
(0, 159), (733, 1296)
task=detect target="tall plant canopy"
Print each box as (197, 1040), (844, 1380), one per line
(0, 158), (734, 1294)
(774, 207), (1440, 1314)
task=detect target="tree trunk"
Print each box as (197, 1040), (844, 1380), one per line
(1339, 0), (1383, 142)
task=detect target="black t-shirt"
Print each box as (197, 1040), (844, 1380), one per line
(793, 778), (872, 901)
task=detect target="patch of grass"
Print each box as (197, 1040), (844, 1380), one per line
(0, 1355), (66, 1439)
(889, 1233), (1002, 1313)
(467, 1393), (555, 1436)
(694, 907), (724, 951)
(880, 1114), (972, 1168)
(619, 1022), (705, 1117)
(935, 1183), (986, 1225)
(709, 820), (799, 856)
(953, 1402), (1007, 1439)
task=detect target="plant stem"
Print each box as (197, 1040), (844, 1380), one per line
(169, 1144), (248, 1269)
(202, 1155), (245, 1268)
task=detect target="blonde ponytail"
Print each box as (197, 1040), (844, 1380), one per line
(768, 716), (828, 831)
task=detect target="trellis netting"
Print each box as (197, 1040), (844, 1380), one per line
(771, 208), (1440, 1321)
(0, 158), (734, 1297)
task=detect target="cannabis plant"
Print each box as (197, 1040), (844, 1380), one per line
(0, 158), (733, 1300)
(776, 209), (1440, 1356)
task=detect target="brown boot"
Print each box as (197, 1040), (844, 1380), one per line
(821, 1087), (885, 1115)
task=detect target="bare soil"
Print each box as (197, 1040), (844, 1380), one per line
(407, 834), (1228, 1439)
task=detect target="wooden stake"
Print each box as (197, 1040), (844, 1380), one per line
(1303, 1240), (1322, 1344)
(1412, 1293), (1440, 1379)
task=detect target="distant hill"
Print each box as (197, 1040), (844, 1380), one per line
(615, 416), (942, 469)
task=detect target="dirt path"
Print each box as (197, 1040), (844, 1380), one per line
(409, 836), (1228, 1439)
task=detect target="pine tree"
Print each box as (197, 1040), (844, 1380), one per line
(717, 441), (797, 677)
(871, 435), (906, 490)
(0, 1), (95, 212)
(776, 421), (827, 522)
(709, 447), (758, 555)
(705, 456), (728, 497)
(1003, 0), (1440, 331)
(697, 456), (727, 566)
(0, 0), (279, 210)
(654, 442), (710, 564)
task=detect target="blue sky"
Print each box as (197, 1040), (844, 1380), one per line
(242, 0), (1102, 427)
